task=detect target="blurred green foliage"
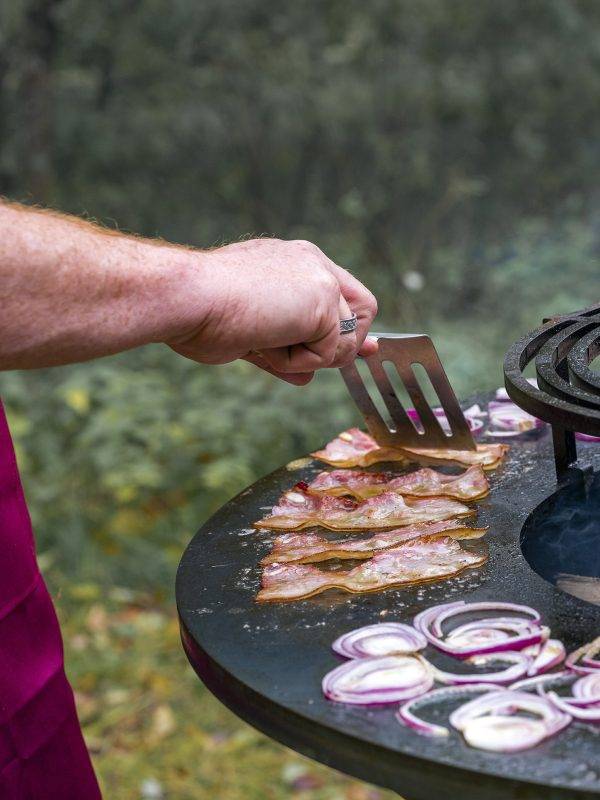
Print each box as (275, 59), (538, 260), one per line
(1, 1), (600, 795)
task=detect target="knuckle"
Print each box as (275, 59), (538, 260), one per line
(367, 293), (378, 317)
(315, 269), (338, 295)
(292, 238), (319, 252)
(356, 291), (378, 320)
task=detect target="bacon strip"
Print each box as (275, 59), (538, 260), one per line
(311, 428), (508, 470)
(306, 465), (489, 501)
(254, 487), (473, 531)
(261, 518), (487, 565)
(256, 535), (487, 602)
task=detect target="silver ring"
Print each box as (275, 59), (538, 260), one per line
(339, 313), (358, 334)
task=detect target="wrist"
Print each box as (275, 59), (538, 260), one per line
(147, 244), (219, 345)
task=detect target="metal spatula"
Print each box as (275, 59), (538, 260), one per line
(340, 333), (476, 450)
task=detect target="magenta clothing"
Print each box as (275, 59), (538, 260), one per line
(0, 402), (101, 799)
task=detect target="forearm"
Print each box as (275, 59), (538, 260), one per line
(0, 199), (377, 379)
(0, 200), (206, 369)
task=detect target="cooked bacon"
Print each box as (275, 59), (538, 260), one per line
(254, 486), (473, 531)
(306, 465), (489, 501)
(256, 535), (488, 602)
(311, 428), (404, 467)
(399, 443), (509, 470)
(260, 518), (487, 565)
(311, 428), (508, 470)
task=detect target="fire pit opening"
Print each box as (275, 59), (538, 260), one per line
(520, 469), (600, 607)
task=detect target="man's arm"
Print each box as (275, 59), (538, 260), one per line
(0, 200), (377, 382)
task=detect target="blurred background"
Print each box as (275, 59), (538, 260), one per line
(1, 1), (600, 797)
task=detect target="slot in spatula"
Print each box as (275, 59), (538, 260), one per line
(340, 333), (476, 450)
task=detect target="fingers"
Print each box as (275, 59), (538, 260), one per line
(255, 252), (377, 374)
(358, 335), (379, 357)
(257, 286), (342, 373)
(327, 261), (378, 353)
(243, 352), (315, 385)
(329, 294), (359, 368)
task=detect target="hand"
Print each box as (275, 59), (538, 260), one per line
(166, 238), (378, 385)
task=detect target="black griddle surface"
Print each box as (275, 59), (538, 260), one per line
(176, 395), (600, 800)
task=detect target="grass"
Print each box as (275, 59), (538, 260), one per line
(53, 579), (398, 800)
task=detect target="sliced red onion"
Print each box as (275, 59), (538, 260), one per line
(433, 652), (530, 686)
(450, 690), (571, 752)
(406, 405), (485, 435)
(446, 626), (511, 649)
(566, 636), (600, 675)
(510, 670), (571, 692)
(573, 673), (600, 702)
(527, 638), (565, 676)
(575, 432), (600, 442)
(322, 655), (433, 705)
(486, 401), (543, 438)
(446, 618), (540, 651)
(414, 601), (543, 659)
(582, 656), (600, 669)
(546, 691), (600, 721)
(539, 673), (600, 716)
(332, 623), (427, 660)
(428, 602), (541, 639)
(396, 684), (500, 738)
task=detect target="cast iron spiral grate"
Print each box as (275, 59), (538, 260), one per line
(503, 303), (600, 477)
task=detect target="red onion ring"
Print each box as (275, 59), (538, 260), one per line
(510, 670), (571, 692)
(573, 673), (600, 702)
(582, 656), (600, 669)
(396, 684), (500, 738)
(539, 673), (600, 718)
(429, 602), (541, 639)
(575, 432), (600, 442)
(446, 626), (511, 648)
(322, 655), (433, 705)
(527, 638), (566, 676)
(433, 652), (530, 686)
(546, 691), (600, 721)
(446, 618), (541, 651)
(406, 405), (485, 436)
(566, 637), (600, 675)
(486, 401), (543, 438)
(414, 602), (543, 659)
(449, 690), (571, 752)
(332, 623), (427, 660)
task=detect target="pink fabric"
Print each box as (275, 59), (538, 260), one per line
(0, 401), (101, 799)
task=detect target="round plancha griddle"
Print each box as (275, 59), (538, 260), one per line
(176, 394), (600, 800)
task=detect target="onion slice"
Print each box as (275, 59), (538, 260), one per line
(332, 623), (427, 660)
(566, 637), (600, 675)
(541, 672), (600, 719)
(546, 691), (600, 722)
(397, 684), (500, 738)
(450, 690), (571, 752)
(509, 670), (571, 692)
(486, 401), (543, 438)
(573, 673), (600, 703)
(433, 652), (530, 686)
(413, 601), (543, 659)
(322, 655), (433, 705)
(528, 638), (566, 676)
(407, 405), (485, 436)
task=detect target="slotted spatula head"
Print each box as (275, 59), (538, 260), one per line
(340, 333), (477, 451)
